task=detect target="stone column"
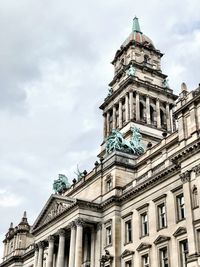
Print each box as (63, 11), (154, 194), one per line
(189, 103), (197, 135)
(33, 245), (39, 267)
(136, 92), (140, 121)
(95, 223), (102, 266)
(83, 232), (89, 263)
(37, 242), (45, 267)
(46, 236), (54, 267)
(119, 99), (123, 128)
(3, 241), (7, 258)
(103, 113), (107, 139)
(5, 240), (9, 256)
(146, 95), (150, 124)
(90, 228), (95, 267)
(68, 222), (76, 267)
(106, 111), (110, 137)
(125, 93), (129, 123)
(156, 98), (161, 128)
(74, 219), (84, 267)
(129, 91), (133, 120)
(57, 229), (65, 267)
(166, 102), (171, 131)
(181, 172), (197, 256)
(113, 105), (116, 129)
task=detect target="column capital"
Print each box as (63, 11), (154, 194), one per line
(68, 221), (76, 229)
(34, 243), (39, 251)
(38, 241), (45, 249)
(57, 228), (66, 236)
(96, 222), (102, 231)
(75, 218), (85, 227)
(192, 164), (200, 175)
(180, 171), (191, 183)
(48, 235), (55, 242)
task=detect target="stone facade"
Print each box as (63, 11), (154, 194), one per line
(1, 17), (200, 267)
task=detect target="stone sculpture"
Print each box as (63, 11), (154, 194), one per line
(53, 174), (71, 194)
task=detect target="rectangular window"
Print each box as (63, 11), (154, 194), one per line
(125, 220), (132, 243)
(141, 212), (148, 236)
(106, 226), (112, 245)
(158, 203), (167, 229)
(177, 194), (185, 220)
(160, 247), (169, 267)
(142, 254), (149, 267)
(180, 240), (188, 267)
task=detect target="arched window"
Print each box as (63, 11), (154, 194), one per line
(192, 186), (199, 208)
(140, 102), (144, 121)
(160, 109), (165, 128)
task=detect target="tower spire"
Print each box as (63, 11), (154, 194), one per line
(132, 16), (142, 33)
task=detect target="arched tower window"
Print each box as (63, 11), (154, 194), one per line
(160, 109), (166, 129)
(150, 105), (155, 125)
(192, 186), (199, 208)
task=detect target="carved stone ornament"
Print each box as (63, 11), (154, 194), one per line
(180, 171), (191, 183)
(75, 218), (85, 227)
(42, 201), (70, 225)
(96, 222), (102, 231)
(100, 250), (113, 265)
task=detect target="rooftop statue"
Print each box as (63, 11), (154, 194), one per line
(126, 64), (136, 76)
(107, 87), (113, 97)
(162, 78), (169, 89)
(106, 127), (145, 155)
(74, 165), (85, 181)
(53, 174), (71, 194)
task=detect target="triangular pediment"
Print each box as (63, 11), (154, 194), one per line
(136, 242), (152, 252)
(121, 249), (134, 258)
(32, 194), (76, 231)
(173, 227), (187, 237)
(154, 235), (170, 245)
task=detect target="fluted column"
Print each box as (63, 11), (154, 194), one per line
(129, 91), (133, 120)
(69, 222), (76, 267)
(156, 98), (161, 128)
(119, 100), (122, 128)
(136, 92), (140, 121)
(125, 93), (129, 123)
(37, 242), (45, 267)
(57, 229), (65, 267)
(46, 236), (54, 267)
(146, 95), (150, 124)
(113, 105), (116, 129)
(95, 223), (102, 266)
(74, 219), (84, 267)
(166, 102), (171, 131)
(106, 111), (110, 137)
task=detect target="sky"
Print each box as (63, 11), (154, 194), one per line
(0, 0), (200, 260)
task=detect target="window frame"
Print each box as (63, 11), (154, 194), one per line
(176, 193), (185, 221)
(104, 219), (112, 247)
(179, 239), (188, 267)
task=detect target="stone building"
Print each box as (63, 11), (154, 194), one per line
(1, 17), (200, 267)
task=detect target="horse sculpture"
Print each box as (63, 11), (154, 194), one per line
(106, 127), (145, 156)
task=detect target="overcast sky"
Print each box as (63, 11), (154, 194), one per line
(0, 0), (200, 260)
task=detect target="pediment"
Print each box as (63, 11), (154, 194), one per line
(173, 227), (187, 237)
(154, 235), (170, 245)
(32, 194), (76, 231)
(121, 249), (134, 258)
(136, 242), (152, 252)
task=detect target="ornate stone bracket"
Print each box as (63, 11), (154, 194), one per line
(100, 250), (113, 266)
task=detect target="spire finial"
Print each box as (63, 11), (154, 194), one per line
(132, 16), (142, 33)
(9, 222), (13, 229)
(23, 211), (27, 218)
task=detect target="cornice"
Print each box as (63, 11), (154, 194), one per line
(170, 138), (200, 164)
